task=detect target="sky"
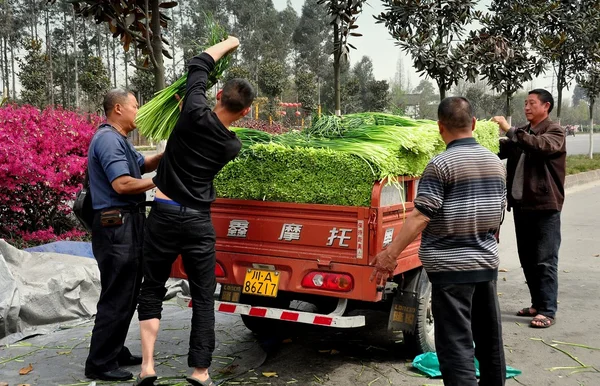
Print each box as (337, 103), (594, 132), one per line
(272, 0), (566, 99)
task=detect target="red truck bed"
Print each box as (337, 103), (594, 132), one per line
(171, 178), (421, 303)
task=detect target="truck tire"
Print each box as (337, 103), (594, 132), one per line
(403, 279), (435, 354)
(240, 294), (291, 337)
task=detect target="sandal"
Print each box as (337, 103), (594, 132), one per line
(516, 307), (538, 317)
(135, 374), (157, 386)
(186, 376), (216, 386)
(530, 315), (555, 328)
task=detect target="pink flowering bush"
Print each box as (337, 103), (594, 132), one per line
(0, 104), (101, 245)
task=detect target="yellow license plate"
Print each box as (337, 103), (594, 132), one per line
(243, 269), (280, 297)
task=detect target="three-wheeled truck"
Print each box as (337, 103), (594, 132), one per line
(171, 177), (434, 353)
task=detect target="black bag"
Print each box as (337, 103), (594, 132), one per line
(73, 170), (94, 232)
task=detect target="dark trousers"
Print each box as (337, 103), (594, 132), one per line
(138, 204), (216, 369)
(432, 281), (506, 386)
(513, 209), (561, 318)
(86, 211), (145, 373)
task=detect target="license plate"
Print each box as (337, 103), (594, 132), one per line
(243, 269), (280, 297)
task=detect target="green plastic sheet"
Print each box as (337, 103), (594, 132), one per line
(412, 352), (522, 379)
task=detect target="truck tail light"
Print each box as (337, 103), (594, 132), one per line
(215, 262), (225, 278)
(301, 272), (353, 292)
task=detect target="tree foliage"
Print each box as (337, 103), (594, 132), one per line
(376, 0), (479, 100)
(318, 0), (367, 114)
(79, 56), (111, 112)
(463, 1), (545, 121)
(18, 39), (48, 109)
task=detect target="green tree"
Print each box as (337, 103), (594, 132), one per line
(18, 39), (48, 109)
(364, 80), (390, 112)
(79, 56), (111, 112)
(64, 0), (178, 92)
(376, 0), (479, 100)
(572, 84), (588, 107)
(258, 58), (288, 118)
(464, 0), (545, 125)
(318, 0), (367, 115)
(129, 58), (155, 105)
(531, 1), (589, 123)
(352, 55), (375, 111)
(295, 69), (318, 112)
(414, 80), (437, 119)
(575, 2), (600, 159)
(292, 0), (332, 80)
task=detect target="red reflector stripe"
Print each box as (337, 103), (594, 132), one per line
(219, 303), (236, 313)
(281, 311), (299, 321)
(249, 307), (267, 317)
(313, 316), (333, 326)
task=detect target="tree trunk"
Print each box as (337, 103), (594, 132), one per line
(150, 0), (166, 152)
(333, 21), (341, 116)
(3, 37), (9, 98)
(112, 39), (117, 88)
(506, 92), (512, 127)
(0, 38), (5, 97)
(150, 0), (166, 91)
(46, 10), (54, 106)
(438, 83), (445, 101)
(589, 98), (595, 160)
(556, 62), (563, 125)
(10, 42), (15, 100)
(124, 50), (129, 90)
(73, 8), (79, 108)
(106, 32), (112, 87)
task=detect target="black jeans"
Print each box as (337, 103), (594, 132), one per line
(86, 211), (145, 373)
(138, 203), (216, 369)
(432, 281), (506, 386)
(513, 209), (561, 318)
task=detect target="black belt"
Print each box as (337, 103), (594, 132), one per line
(153, 201), (209, 215)
(100, 203), (151, 214)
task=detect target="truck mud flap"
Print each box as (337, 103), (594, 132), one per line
(387, 268), (426, 332)
(176, 293), (365, 328)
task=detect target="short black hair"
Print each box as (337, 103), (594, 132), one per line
(437, 97), (473, 132)
(221, 78), (256, 113)
(103, 89), (132, 117)
(528, 88), (554, 113)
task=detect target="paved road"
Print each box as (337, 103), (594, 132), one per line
(566, 133), (599, 155)
(2, 182), (600, 386)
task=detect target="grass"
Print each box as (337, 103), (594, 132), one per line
(566, 154), (600, 175)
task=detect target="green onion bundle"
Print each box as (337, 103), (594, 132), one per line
(136, 15), (231, 141)
(215, 113), (501, 206)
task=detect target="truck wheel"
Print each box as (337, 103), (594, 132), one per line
(240, 294), (291, 336)
(403, 280), (435, 354)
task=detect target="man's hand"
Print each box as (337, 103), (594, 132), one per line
(369, 249), (398, 286)
(175, 94), (183, 112)
(205, 36), (240, 63)
(225, 36), (240, 53)
(491, 116), (511, 133)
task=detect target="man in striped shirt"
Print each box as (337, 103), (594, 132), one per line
(371, 97), (507, 386)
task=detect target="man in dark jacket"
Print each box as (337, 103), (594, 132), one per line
(492, 88), (566, 329)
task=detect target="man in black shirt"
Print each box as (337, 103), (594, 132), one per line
(136, 36), (255, 386)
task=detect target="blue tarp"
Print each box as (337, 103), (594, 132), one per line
(25, 241), (94, 259)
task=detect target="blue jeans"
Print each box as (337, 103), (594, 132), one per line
(513, 209), (561, 318)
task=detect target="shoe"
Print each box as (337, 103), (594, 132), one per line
(186, 376), (216, 386)
(85, 368), (134, 381)
(118, 354), (143, 366)
(136, 374), (158, 386)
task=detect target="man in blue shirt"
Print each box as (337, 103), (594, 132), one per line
(85, 89), (162, 382)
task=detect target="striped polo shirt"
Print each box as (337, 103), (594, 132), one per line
(414, 137), (506, 284)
